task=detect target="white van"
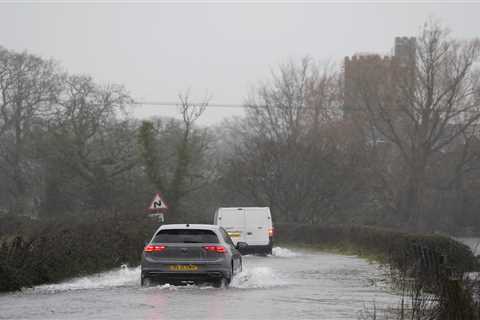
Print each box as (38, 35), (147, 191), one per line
(214, 207), (273, 254)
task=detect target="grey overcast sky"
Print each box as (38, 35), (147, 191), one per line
(1, 1), (479, 124)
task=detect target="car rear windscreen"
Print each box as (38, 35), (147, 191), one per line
(154, 229), (219, 243)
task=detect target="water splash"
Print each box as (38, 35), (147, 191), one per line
(272, 246), (300, 258)
(144, 267), (287, 290)
(143, 282), (214, 291)
(28, 265), (140, 293)
(230, 267), (287, 289)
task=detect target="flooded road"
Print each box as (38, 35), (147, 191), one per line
(0, 247), (400, 320)
(457, 237), (480, 256)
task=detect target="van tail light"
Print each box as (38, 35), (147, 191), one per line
(203, 245), (226, 253)
(144, 245), (166, 253)
(268, 228), (274, 237)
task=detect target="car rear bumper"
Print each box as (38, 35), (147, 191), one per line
(141, 260), (231, 282)
(142, 270), (227, 283)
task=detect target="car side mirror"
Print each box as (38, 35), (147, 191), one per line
(236, 242), (248, 250)
(144, 240), (149, 247)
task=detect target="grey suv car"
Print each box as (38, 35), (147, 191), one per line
(141, 224), (245, 287)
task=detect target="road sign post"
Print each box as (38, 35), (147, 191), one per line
(146, 192), (169, 222)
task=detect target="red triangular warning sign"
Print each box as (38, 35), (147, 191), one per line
(147, 192), (169, 212)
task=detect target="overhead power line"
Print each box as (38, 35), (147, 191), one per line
(133, 101), (247, 108)
(132, 101), (322, 110)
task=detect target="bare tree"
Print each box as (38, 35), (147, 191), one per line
(245, 57), (315, 145)
(47, 75), (135, 211)
(0, 47), (61, 216)
(351, 20), (480, 229)
(169, 91), (210, 221)
(219, 58), (356, 223)
(138, 90), (212, 222)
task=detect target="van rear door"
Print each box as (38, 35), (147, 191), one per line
(244, 208), (270, 246)
(216, 208), (245, 244)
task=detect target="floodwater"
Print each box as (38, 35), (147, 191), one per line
(0, 247), (400, 320)
(457, 237), (480, 256)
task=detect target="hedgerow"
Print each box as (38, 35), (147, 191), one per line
(0, 213), (155, 292)
(275, 223), (478, 274)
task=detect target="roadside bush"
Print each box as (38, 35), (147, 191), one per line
(0, 212), (157, 292)
(275, 223), (478, 274)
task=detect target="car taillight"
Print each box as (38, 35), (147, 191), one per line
(144, 245), (166, 252)
(203, 245), (226, 253)
(268, 228), (274, 237)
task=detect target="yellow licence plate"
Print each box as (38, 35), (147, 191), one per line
(169, 265), (198, 271)
(228, 231), (241, 238)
